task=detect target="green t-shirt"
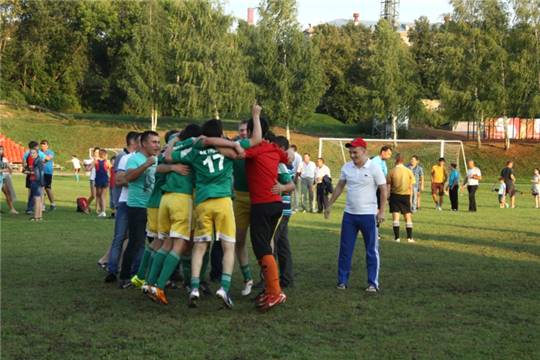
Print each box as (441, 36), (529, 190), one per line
(233, 138), (251, 192)
(147, 156), (166, 208)
(172, 140), (233, 205)
(126, 152), (158, 208)
(161, 139), (195, 195)
(278, 163), (292, 185)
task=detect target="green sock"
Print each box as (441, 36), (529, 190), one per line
(191, 276), (200, 290)
(221, 273), (232, 292)
(180, 255), (192, 284)
(146, 248), (168, 285)
(156, 252), (180, 289)
(240, 264), (252, 282)
(200, 251), (210, 280)
(135, 245), (154, 280)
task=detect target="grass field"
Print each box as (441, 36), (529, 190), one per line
(1, 174), (539, 359)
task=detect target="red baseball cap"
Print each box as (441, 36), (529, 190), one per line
(345, 137), (367, 149)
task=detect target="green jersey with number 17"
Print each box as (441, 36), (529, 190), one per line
(171, 140), (233, 205)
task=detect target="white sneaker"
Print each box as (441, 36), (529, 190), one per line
(241, 279), (254, 296)
(98, 212), (107, 218)
(216, 287), (234, 308)
(394, 238), (401, 242)
(437, 206), (442, 211)
(189, 288), (200, 308)
(407, 238), (416, 243)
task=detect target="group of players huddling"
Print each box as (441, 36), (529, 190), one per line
(116, 105), (294, 311)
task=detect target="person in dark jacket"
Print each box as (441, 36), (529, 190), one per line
(25, 148), (45, 221)
(315, 158), (332, 213)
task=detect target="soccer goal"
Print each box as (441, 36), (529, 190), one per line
(318, 138), (468, 177)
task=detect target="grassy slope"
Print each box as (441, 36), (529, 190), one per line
(2, 105), (539, 179)
(2, 175), (539, 359)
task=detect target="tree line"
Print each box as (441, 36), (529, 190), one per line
(1, 0), (539, 142)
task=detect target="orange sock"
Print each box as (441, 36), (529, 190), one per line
(261, 255), (281, 295)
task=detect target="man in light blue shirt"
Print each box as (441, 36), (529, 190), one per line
(40, 140), (56, 210)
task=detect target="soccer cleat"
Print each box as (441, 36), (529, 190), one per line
(336, 283), (348, 290)
(258, 292), (287, 312)
(49, 204), (57, 211)
(252, 290), (267, 305)
(154, 287), (169, 305)
(188, 288), (200, 308)
(200, 281), (212, 296)
(145, 286), (159, 302)
(241, 280), (254, 296)
(394, 238), (401, 242)
(130, 275), (144, 288)
(118, 279), (133, 289)
(216, 287), (234, 309)
(407, 238), (416, 243)
(141, 283), (151, 294)
(365, 285), (378, 293)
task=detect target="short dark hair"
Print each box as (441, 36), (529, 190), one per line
(506, 160), (513, 166)
(140, 130), (159, 144)
(40, 140), (48, 145)
(126, 131), (140, 146)
(247, 117), (269, 138)
(264, 130), (276, 142)
(28, 141), (38, 149)
(318, 157), (324, 163)
(180, 124), (202, 140)
(438, 157), (445, 162)
(273, 136), (289, 150)
(239, 120), (248, 127)
(450, 163), (457, 168)
(164, 130), (179, 143)
(303, 153), (310, 157)
(291, 144), (297, 151)
(412, 155), (419, 161)
(202, 119), (223, 138)
(380, 145), (392, 153)
(395, 153), (404, 163)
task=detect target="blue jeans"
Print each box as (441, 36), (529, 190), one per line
(107, 202), (129, 274)
(338, 212), (380, 288)
(412, 186), (419, 211)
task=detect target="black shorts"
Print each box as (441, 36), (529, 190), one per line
(389, 194), (411, 214)
(505, 183), (515, 196)
(43, 174), (53, 189)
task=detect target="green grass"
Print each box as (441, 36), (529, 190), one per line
(2, 175), (539, 359)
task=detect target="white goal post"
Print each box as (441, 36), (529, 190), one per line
(318, 138), (468, 175)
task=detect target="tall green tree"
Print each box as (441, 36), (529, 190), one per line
(367, 19), (419, 146)
(164, 0), (253, 119)
(439, 0), (510, 148)
(238, 0), (325, 130)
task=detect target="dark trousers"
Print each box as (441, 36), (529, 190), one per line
(250, 202), (283, 259)
(316, 183), (329, 213)
(119, 206), (147, 280)
(449, 186), (459, 211)
(210, 238), (223, 281)
(274, 216), (293, 287)
(467, 185), (478, 211)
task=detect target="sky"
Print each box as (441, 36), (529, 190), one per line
(223, 0), (453, 26)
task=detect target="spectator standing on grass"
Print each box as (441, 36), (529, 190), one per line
(448, 163), (460, 211)
(325, 138), (387, 292)
(118, 130), (160, 289)
(500, 161), (516, 208)
(297, 153), (316, 213)
(290, 145), (302, 211)
(497, 177), (507, 208)
(85, 147), (100, 213)
(314, 157), (331, 213)
(70, 155), (81, 182)
(0, 145), (18, 214)
(462, 160), (482, 212)
(531, 168), (539, 209)
(24, 148), (45, 221)
(94, 148), (110, 218)
(40, 140), (56, 211)
(431, 157), (448, 211)
(23, 141), (45, 215)
(407, 155), (424, 212)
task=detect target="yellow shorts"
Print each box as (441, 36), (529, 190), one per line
(234, 191), (251, 232)
(158, 192), (193, 241)
(194, 197), (235, 243)
(146, 207), (159, 239)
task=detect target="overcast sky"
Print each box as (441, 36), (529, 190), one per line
(223, 0), (453, 26)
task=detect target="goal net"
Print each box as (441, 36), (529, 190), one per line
(318, 138), (467, 179)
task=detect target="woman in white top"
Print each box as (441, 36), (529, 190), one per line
(85, 147), (100, 212)
(531, 168), (540, 209)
